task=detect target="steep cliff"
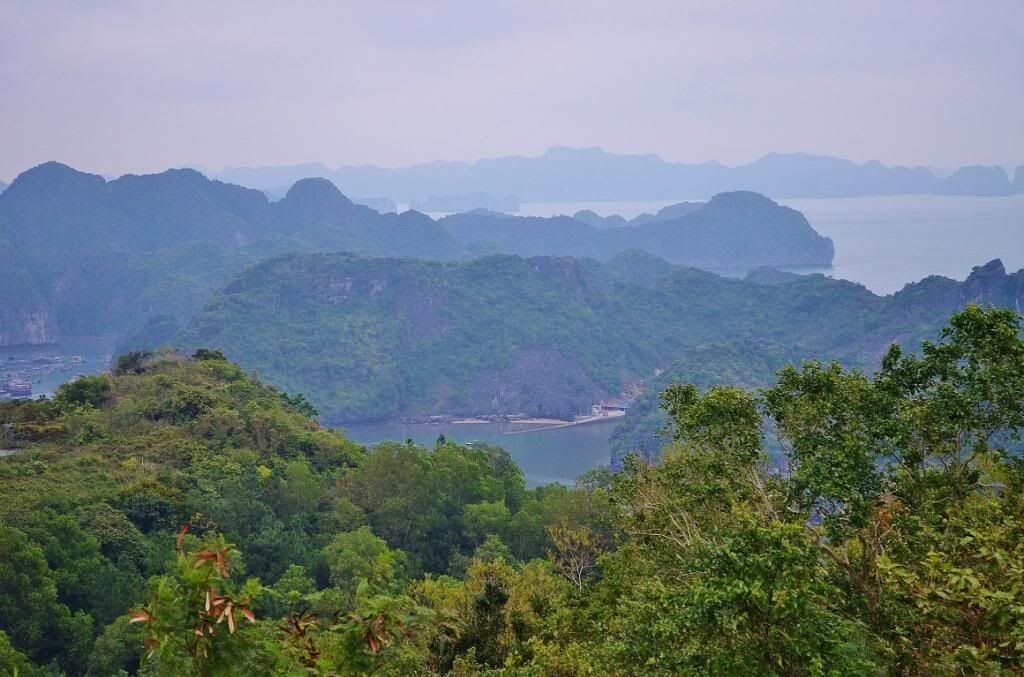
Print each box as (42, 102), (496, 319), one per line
(0, 243), (58, 346)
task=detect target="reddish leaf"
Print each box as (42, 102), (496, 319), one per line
(128, 609), (151, 624)
(176, 524), (189, 553)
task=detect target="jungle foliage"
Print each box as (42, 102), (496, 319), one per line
(2, 306), (1024, 674)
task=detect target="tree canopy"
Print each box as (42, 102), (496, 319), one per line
(2, 306), (1024, 674)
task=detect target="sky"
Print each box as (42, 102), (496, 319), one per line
(1, 0), (1022, 180)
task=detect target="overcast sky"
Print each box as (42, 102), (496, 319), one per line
(1, 1), (1022, 180)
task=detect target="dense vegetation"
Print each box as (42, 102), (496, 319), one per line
(2, 305), (1023, 674)
(608, 339), (803, 466)
(0, 162), (831, 348)
(180, 252), (1023, 424)
(0, 348), (611, 675)
(441, 191), (833, 268)
(0, 163), (457, 345)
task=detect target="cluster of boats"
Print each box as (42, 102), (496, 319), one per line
(0, 375), (32, 399)
(0, 354), (85, 400)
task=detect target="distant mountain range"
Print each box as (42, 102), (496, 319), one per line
(3, 159), (1023, 464)
(213, 147), (1024, 202)
(0, 162), (831, 347)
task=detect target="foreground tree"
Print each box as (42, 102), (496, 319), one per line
(765, 305), (1024, 672)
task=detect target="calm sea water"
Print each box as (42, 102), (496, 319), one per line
(514, 195), (1024, 295)
(342, 419), (619, 486)
(780, 195), (1024, 294)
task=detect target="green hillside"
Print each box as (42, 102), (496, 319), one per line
(3, 307), (1024, 674)
(0, 163), (833, 349)
(178, 253), (1024, 426)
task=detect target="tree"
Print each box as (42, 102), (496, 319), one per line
(471, 535), (514, 565)
(547, 524), (600, 590)
(660, 382), (763, 463)
(87, 616), (145, 676)
(113, 350), (153, 375)
(192, 348), (227, 362)
(54, 374), (111, 409)
(322, 527), (408, 602)
(273, 459), (320, 520)
(15, 508), (143, 627)
(130, 533), (274, 676)
(0, 630), (47, 677)
(280, 391), (319, 418)
(462, 500), (511, 546)
(761, 305), (1024, 671)
(0, 527), (93, 674)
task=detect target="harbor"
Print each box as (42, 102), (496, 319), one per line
(0, 337), (115, 400)
(0, 354), (85, 400)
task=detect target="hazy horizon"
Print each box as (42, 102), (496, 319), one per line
(2, 1), (1022, 180)
(4, 145), (1020, 186)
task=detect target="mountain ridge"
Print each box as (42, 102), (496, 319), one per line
(214, 147), (1021, 200)
(175, 252), (1023, 425)
(0, 162), (831, 347)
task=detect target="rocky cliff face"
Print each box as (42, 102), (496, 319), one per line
(464, 349), (607, 420)
(0, 247), (58, 346)
(959, 259), (1024, 311)
(0, 308), (58, 347)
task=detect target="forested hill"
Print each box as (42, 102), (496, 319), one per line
(441, 191), (834, 269)
(0, 163), (457, 345)
(0, 348), (598, 674)
(0, 162), (830, 347)
(177, 253), (1024, 424)
(4, 308), (1024, 674)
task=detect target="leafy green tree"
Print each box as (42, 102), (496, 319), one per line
(765, 361), (883, 536)
(259, 565), (317, 619)
(15, 508), (142, 627)
(279, 391), (319, 418)
(130, 534), (277, 676)
(273, 459), (320, 520)
(0, 631), (47, 677)
(322, 527), (409, 602)
(191, 348), (227, 362)
(0, 526), (93, 674)
(112, 350), (153, 375)
(471, 535), (514, 565)
(761, 305), (1024, 671)
(660, 382), (763, 462)
(54, 374), (111, 409)
(339, 443), (445, 568)
(462, 500), (511, 546)
(87, 616), (145, 676)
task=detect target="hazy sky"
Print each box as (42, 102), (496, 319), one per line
(1, 1), (1022, 180)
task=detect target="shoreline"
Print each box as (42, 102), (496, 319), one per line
(340, 411), (626, 433)
(450, 417), (568, 426)
(501, 411), (626, 435)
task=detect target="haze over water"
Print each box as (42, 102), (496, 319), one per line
(513, 195), (1024, 295)
(782, 195), (1024, 294)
